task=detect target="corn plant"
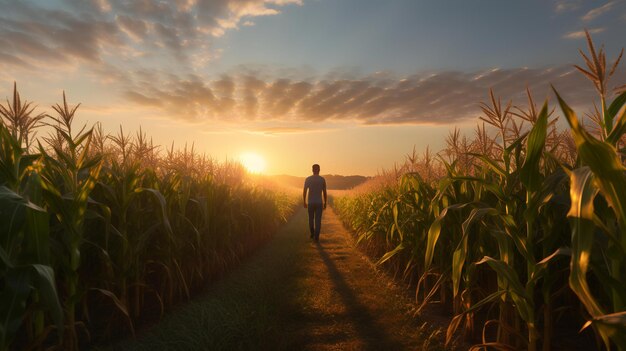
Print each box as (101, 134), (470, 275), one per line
(36, 92), (102, 350)
(548, 30), (626, 350)
(0, 121), (63, 351)
(0, 83), (296, 350)
(553, 88), (626, 349)
(335, 31), (625, 350)
(0, 82), (45, 151)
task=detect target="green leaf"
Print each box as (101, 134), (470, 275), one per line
(392, 201), (402, 240)
(0, 186), (47, 259)
(566, 166), (604, 317)
(23, 204), (50, 264)
(554, 87), (626, 233)
(520, 100), (549, 192)
(424, 202), (469, 270)
(445, 290), (505, 346)
(452, 207), (499, 297)
(0, 191), (25, 252)
(606, 92), (626, 145)
(467, 153), (507, 178)
(554, 88), (626, 333)
(476, 256), (533, 323)
(22, 172), (50, 265)
(0, 246), (11, 270)
(91, 288), (134, 337)
(377, 242), (405, 265)
(503, 131), (529, 168)
(29, 265), (63, 335)
(582, 311), (626, 349)
(529, 247), (571, 285)
(136, 188), (174, 237)
(0, 269), (30, 349)
(607, 90), (626, 123)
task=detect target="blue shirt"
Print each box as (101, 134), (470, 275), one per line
(304, 175), (326, 205)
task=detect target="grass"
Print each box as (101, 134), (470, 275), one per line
(97, 209), (308, 351)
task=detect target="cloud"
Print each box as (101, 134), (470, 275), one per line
(0, 2), (124, 69)
(0, 0), (302, 72)
(554, 0), (581, 13)
(116, 15), (149, 42)
(563, 27), (606, 39)
(582, 1), (617, 21)
(248, 126), (324, 135)
(121, 65), (624, 126)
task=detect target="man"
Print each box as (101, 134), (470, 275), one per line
(303, 164), (327, 242)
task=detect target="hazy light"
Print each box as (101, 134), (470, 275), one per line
(240, 152), (267, 174)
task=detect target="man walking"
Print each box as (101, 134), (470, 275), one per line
(303, 164), (327, 242)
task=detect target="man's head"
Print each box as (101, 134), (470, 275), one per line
(312, 164), (320, 175)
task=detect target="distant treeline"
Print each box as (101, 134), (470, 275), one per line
(271, 174), (369, 190)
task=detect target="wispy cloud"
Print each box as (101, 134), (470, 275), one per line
(0, 0), (302, 72)
(121, 65), (618, 127)
(563, 27), (606, 39)
(247, 126), (326, 135)
(582, 1), (617, 21)
(554, 0), (581, 13)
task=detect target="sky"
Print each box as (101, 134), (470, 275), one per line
(1, 0), (626, 176)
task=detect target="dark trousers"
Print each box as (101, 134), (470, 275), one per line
(307, 203), (323, 240)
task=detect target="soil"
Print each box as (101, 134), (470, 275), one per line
(283, 208), (428, 350)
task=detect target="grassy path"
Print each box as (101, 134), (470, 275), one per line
(99, 208), (432, 351)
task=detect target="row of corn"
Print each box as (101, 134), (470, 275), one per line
(0, 87), (295, 350)
(334, 33), (626, 350)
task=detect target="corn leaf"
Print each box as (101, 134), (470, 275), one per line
(567, 166), (606, 317)
(424, 202), (470, 270)
(520, 101), (549, 192)
(476, 256), (533, 323)
(452, 207), (499, 297)
(606, 94), (626, 145)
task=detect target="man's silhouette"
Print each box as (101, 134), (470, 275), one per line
(303, 164), (327, 242)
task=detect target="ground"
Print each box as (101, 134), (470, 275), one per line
(98, 208), (446, 351)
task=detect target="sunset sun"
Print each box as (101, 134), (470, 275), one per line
(239, 152), (267, 174)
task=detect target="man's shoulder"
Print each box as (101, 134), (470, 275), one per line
(304, 175), (314, 186)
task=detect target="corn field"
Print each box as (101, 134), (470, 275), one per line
(0, 86), (295, 350)
(335, 33), (626, 350)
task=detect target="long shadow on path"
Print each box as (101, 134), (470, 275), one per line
(314, 242), (406, 351)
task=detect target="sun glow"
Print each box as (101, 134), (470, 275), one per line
(239, 152), (267, 174)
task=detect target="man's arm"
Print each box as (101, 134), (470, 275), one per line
(323, 179), (328, 209)
(303, 184), (308, 208)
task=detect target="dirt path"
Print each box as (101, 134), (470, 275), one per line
(290, 208), (423, 350)
(102, 208), (430, 351)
